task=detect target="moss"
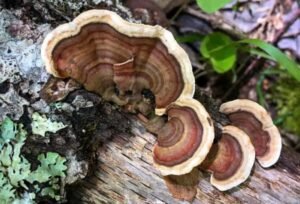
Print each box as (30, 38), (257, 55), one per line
(272, 74), (300, 136)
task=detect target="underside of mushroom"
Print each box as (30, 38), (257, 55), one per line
(220, 99), (282, 168)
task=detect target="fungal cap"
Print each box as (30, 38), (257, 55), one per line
(208, 125), (255, 191)
(153, 98), (214, 176)
(41, 9), (195, 114)
(220, 99), (282, 168)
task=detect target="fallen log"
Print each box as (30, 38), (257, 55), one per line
(67, 111), (300, 204)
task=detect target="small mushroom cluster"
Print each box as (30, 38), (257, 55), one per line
(41, 10), (282, 195)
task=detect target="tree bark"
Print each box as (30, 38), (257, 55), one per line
(68, 112), (300, 204)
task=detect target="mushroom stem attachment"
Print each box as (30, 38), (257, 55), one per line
(199, 125), (255, 191)
(141, 115), (166, 134)
(163, 168), (200, 201)
(101, 88), (129, 106)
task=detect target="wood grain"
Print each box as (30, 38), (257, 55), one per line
(68, 116), (300, 204)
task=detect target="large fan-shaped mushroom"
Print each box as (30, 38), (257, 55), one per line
(153, 98), (214, 176)
(220, 99), (282, 168)
(41, 9), (195, 115)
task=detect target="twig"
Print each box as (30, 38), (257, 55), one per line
(222, 58), (265, 100)
(273, 8), (300, 44)
(184, 6), (247, 40)
(222, 7), (300, 100)
(169, 0), (190, 23)
(194, 70), (208, 79)
(44, 1), (71, 22)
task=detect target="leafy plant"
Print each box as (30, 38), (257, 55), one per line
(240, 39), (300, 81)
(0, 117), (68, 203)
(200, 32), (237, 73)
(185, 32), (300, 81)
(196, 0), (233, 13)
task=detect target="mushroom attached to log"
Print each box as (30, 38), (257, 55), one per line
(41, 9), (195, 115)
(153, 98), (214, 176)
(200, 125), (255, 191)
(220, 99), (282, 168)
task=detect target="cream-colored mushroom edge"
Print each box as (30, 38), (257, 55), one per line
(153, 98), (215, 176)
(219, 99), (282, 168)
(41, 9), (195, 115)
(210, 125), (255, 191)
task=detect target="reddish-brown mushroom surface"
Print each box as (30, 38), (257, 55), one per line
(41, 9), (266, 198)
(200, 125), (255, 191)
(220, 99), (282, 168)
(153, 98), (214, 176)
(41, 9), (195, 115)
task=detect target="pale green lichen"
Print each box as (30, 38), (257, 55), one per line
(27, 152), (67, 183)
(0, 172), (15, 203)
(0, 117), (67, 203)
(31, 112), (67, 137)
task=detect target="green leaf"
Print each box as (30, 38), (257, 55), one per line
(196, 0), (233, 13)
(239, 39), (300, 81)
(27, 152), (67, 183)
(247, 48), (275, 60)
(200, 32), (237, 73)
(176, 33), (204, 43)
(0, 118), (16, 146)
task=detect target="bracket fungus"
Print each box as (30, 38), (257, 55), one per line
(153, 98), (214, 176)
(41, 9), (282, 200)
(41, 9), (195, 115)
(220, 99), (282, 168)
(200, 125), (255, 191)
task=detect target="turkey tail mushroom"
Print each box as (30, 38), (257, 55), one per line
(41, 9), (195, 115)
(40, 9), (281, 201)
(200, 125), (255, 191)
(220, 99), (282, 168)
(153, 98), (214, 176)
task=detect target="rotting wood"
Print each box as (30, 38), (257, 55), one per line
(67, 110), (300, 204)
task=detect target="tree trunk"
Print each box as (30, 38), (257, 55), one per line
(68, 113), (300, 204)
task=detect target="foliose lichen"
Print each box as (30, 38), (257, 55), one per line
(0, 118), (67, 203)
